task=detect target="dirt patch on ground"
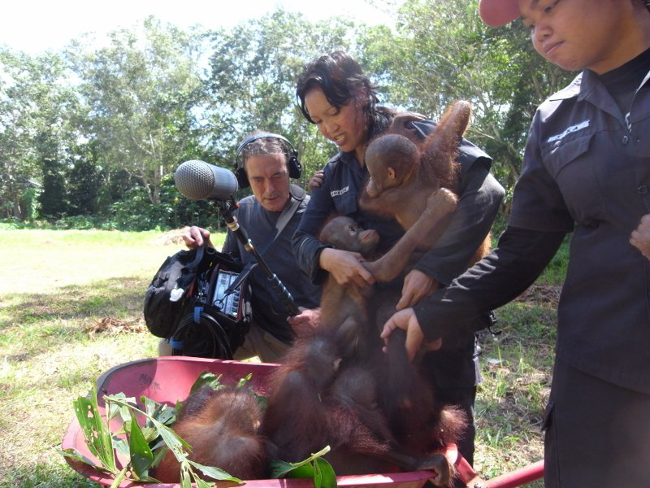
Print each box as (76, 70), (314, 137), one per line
(85, 316), (148, 335)
(150, 227), (190, 245)
(517, 284), (562, 307)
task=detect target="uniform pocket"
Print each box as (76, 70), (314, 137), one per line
(542, 131), (594, 179)
(333, 190), (358, 215)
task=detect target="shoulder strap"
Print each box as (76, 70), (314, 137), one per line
(187, 245), (205, 269)
(255, 184), (304, 257)
(274, 184), (304, 242)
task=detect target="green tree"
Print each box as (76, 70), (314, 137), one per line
(362, 0), (573, 203)
(67, 142), (103, 216)
(69, 17), (207, 205)
(0, 49), (78, 220)
(205, 10), (364, 184)
(39, 156), (68, 219)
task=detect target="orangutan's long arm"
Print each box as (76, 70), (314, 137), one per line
(364, 189), (457, 282)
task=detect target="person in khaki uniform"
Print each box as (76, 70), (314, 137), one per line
(381, 1), (650, 486)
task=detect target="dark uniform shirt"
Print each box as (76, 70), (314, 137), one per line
(415, 50), (650, 394)
(293, 120), (504, 286)
(292, 119), (505, 388)
(223, 184), (321, 344)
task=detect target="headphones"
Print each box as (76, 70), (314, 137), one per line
(234, 132), (302, 188)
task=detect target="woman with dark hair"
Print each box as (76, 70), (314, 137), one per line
(292, 50), (505, 467)
(381, 1), (650, 486)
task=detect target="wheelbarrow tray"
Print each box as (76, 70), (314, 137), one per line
(62, 356), (457, 488)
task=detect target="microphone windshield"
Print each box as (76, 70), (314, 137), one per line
(175, 160), (238, 200)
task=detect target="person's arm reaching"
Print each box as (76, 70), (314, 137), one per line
(382, 226), (567, 359)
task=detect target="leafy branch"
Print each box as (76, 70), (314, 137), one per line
(63, 372), (337, 487)
(61, 383), (239, 487)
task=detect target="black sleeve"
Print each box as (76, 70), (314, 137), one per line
(291, 167), (336, 284)
(413, 226), (567, 341)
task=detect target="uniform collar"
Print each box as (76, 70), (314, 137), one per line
(548, 72), (583, 102)
(553, 66), (650, 104)
(339, 150), (358, 166)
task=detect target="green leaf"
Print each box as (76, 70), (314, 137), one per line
(128, 416), (154, 478)
(195, 478), (216, 488)
(188, 459), (241, 482)
(189, 371), (223, 393)
(107, 392), (135, 424)
(141, 395), (176, 427)
(270, 446), (332, 478)
(150, 444), (168, 468)
(313, 458), (337, 488)
(285, 463), (315, 478)
(72, 385), (117, 473)
(156, 420), (190, 460)
(189, 468), (217, 487)
(60, 448), (111, 473)
(282, 458), (336, 488)
(236, 373), (253, 388)
(112, 437), (129, 457)
(180, 463), (193, 488)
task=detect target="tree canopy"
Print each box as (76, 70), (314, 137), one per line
(0, 1), (574, 229)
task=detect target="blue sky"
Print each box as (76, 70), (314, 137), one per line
(2, 0), (398, 54)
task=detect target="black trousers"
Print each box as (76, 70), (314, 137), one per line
(418, 333), (480, 467)
(544, 358), (650, 487)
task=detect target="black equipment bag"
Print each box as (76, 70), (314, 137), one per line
(143, 245), (253, 359)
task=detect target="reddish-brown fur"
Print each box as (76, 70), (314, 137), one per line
(360, 101), (491, 264)
(154, 386), (268, 482)
(260, 217), (468, 486)
(157, 104), (482, 484)
(260, 329), (394, 474)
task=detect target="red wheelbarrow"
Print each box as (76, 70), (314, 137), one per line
(62, 357), (544, 488)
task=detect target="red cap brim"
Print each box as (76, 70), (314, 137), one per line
(479, 0), (521, 27)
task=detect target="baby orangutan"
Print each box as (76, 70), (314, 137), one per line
(360, 100), (490, 263)
(261, 311), (466, 486)
(360, 101), (470, 228)
(258, 211), (468, 485)
(154, 385), (268, 482)
(319, 187), (457, 341)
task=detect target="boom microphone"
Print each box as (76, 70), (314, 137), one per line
(175, 160), (239, 200)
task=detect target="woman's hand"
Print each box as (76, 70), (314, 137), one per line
(287, 307), (321, 337)
(319, 248), (375, 287)
(380, 308), (426, 362)
(396, 270), (439, 310)
(308, 170), (325, 192)
(630, 214), (650, 260)
(182, 226), (213, 249)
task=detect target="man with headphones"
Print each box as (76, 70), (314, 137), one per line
(180, 131), (322, 362)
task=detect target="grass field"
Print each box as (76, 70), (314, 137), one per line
(0, 228), (561, 487)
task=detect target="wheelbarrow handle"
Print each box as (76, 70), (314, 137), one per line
(455, 453), (544, 488)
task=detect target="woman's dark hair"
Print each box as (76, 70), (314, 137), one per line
(296, 51), (394, 143)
